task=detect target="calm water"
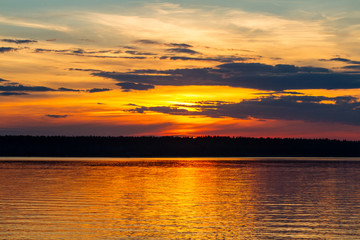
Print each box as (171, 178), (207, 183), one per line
(1, 157), (360, 239)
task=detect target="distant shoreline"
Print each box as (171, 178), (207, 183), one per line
(1, 136), (360, 157)
(2, 157), (360, 162)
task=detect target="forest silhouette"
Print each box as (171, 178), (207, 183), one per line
(1, 136), (359, 157)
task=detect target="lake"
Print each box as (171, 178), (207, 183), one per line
(1, 157), (360, 239)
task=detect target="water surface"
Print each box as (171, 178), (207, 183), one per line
(1, 157), (360, 239)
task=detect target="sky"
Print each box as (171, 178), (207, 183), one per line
(0, 0), (360, 139)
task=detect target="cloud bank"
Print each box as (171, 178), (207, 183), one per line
(130, 95), (360, 126)
(93, 62), (360, 91)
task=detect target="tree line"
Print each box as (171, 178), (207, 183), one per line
(0, 135), (359, 157)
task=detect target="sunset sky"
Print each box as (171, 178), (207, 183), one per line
(1, 0), (360, 139)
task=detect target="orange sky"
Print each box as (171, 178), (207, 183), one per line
(1, 1), (360, 139)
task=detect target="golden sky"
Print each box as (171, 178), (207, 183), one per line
(1, 1), (360, 139)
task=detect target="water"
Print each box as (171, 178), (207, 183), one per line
(1, 157), (360, 239)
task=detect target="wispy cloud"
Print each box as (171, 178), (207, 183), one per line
(0, 15), (69, 31)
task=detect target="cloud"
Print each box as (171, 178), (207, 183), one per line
(72, 48), (85, 54)
(167, 56), (256, 62)
(87, 88), (112, 93)
(166, 48), (200, 55)
(0, 84), (55, 92)
(342, 65), (360, 70)
(134, 39), (194, 49)
(134, 39), (161, 45)
(131, 95), (360, 126)
(217, 63), (330, 73)
(166, 43), (193, 48)
(68, 68), (101, 72)
(0, 79), (82, 94)
(0, 15), (68, 31)
(319, 57), (360, 65)
(1, 39), (37, 44)
(116, 82), (155, 91)
(46, 115), (68, 118)
(35, 48), (64, 53)
(93, 62), (360, 91)
(34, 47), (148, 59)
(131, 106), (196, 115)
(125, 50), (156, 56)
(0, 47), (17, 53)
(57, 87), (81, 92)
(0, 92), (29, 96)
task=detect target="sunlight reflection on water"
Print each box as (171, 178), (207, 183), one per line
(0, 158), (360, 239)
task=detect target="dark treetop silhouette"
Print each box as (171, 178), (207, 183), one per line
(1, 136), (360, 157)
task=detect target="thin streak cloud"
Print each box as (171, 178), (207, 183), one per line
(0, 15), (69, 31)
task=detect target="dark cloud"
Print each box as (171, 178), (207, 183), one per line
(0, 92), (29, 96)
(67, 68), (101, 72)
(168, 56), (257, 63)
(217, 63), (330, 73)
(46, 115), (68, 118)
(0, 84), (55, 92)
(116, 82), (155, 91)
(35, 48), (69, 53)
(93, 68), (218, 88)
(0, 79), (84, 95)
(131, 106), (194, 115)
(254, 90), (304, 96)
(123, 46), (136, 49)
(119, 56), (147, 59)
(35, 48), (52, 53)
(131, 95), (360, 126)
(46, 39), (57, 42)
(125, 50), (156, 56)
(93, 62), (360, 91)
(194, 100), (232, 105)
(319, 57), (360, 65)
(87, 88), (112, 93)
(134, 39), (160, 45)
(343, 65), (360, 70)
(0, 47), (17, 53)
(134, 40), (194, 49)
(1, 39), (37, 44)
(166, 48), (200, 55)
(57, 87), (81, 92)
(34, 48), (128, 59)
(0, 77), (114, 96)
(72, 48), (85, 54)
(166, 43), (193, 48)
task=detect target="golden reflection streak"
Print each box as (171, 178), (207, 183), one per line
(57, 160), (259, 238)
